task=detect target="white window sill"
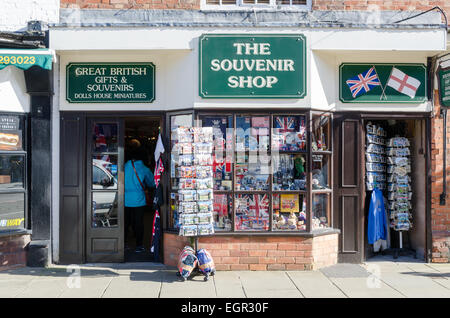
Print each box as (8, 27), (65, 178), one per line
(200, 5), (311, 12)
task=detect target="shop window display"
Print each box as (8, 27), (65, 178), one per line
(167, 112), (334, 234)
(0, 115), (23, 151)
(272, 193), (307, 231)
(235, 193), (269, 231)
(312, 193), (331, 229)
(311, 114), (331, 152)
(92, 123), (118, 153)
(0, 155), (24, 190)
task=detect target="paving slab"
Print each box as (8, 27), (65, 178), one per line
(59, 276), (114, 298)
(159, 271), (217, 298)
(0, 278), (33, 298)
(286, 271), (346, 298)
(329, 277), (405, 298)
(102, 271), (164, 298)
(213, 271), (246, 298)
(377, 272), (450, 298)
(15, 277), (68, 298)
(237, 271), (303, 298)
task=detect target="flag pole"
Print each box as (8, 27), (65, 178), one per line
(373, 65), (388, 101)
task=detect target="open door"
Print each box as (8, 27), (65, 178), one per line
(333, 114), (365, 263)
(86, 117), (125, 263)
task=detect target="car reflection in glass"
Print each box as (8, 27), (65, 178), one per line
(92, 159), (118, 228)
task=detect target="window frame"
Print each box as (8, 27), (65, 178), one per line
(0, 112), (28, 232)
(200, 0), (311, 11)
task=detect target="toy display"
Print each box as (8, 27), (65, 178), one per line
(365, 122), (387, 190)
(387, 136), (413, 232)
(176, 246), (198, 281)
(272, 116), (307, 151)
(273, 194), (307, 231)
(174, 127), (215, 237)
(197, 248), (216, 281)
(312, 194), (329, 229)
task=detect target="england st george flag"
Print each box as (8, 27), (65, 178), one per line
(346, 66), (381, 98)
(386, 67), (421, 99)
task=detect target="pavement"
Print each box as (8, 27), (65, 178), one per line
(0, 255), (449, 298)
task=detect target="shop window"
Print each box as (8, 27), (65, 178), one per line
(90, 122), (119, 228)
(272, 193), (306, 231)
(203, 0), (308, 8)
(167, 112), (333, 234)
(0, 114), (27, 232)
(312, 193), (331, 229)
(235, 193), (269, 231)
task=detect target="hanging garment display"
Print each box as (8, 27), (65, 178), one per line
(386, 136), (413, 232)
(367, 188), (388, 246)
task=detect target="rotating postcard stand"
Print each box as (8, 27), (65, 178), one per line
(386, 137), (413, 259)
(173, 126), (216, 281)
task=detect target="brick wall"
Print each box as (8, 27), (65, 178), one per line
(431, 90), (450, 263)
(60, 0), (200, 10)
(164, 233), (338, 270)
(0, 234), (30, 271)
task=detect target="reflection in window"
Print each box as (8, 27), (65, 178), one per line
(272, 193), (307, 231)
(0, 193), (25, 230)
(93, 123), (118, 152)
(235, 193), (269, 231)
(213, 193), (232, 231)
(0, 155), (24, 190)
(92, 192), (118, 228)
(92, 156), (118, 190)
(312, 193), (330, 230)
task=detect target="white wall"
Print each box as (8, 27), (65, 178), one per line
(0, 66), (29, 113)
(0, 0), (59, 31)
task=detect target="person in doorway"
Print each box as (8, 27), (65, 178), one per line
(124, 141), (156, 253)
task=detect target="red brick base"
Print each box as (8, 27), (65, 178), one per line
(164, 232), (338, 270)
(0, 234), (30, 271)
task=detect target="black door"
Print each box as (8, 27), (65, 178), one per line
(333, 114), (365, 263)
(86, 117), (125, 262)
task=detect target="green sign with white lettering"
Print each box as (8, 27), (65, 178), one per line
(199, 34), (306, 99)
(438, 66), (450, 107)
(339, 63), (427, 103)
(66, 63), (155, 103)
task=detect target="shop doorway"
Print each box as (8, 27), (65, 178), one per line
(333, 115), (429, 264)
(86, 116), (162, 263)
(124, 117), (161, 262)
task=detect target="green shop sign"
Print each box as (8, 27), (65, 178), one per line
(66, 63), (155, 103)
(438, 66), (450, 107)
(339, 63), (427, 103)
(199, 34), (306, 99)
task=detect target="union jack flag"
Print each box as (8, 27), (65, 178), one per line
(346, 66), (381, 98)
(275, 116), (296, 133)
(154, 157), (164, 187)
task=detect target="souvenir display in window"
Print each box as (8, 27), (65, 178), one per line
(236, 116), (269, 152)
(311, 154), (330, 190)
(213, 193), (232, 231)
(272, 116), (307, 151)
(93, 123), (118, 153)
(311, 115), (330, 151)
(272, 154), (306, 191)
(272, 193), (307, 231)
(312, 193), (330, 229)
(235, 162), (269, 191)
(235, 193), (269, 231)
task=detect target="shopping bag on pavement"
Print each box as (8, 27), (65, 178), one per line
(177, 246), (198, 281)
(196, 248), (216, 281)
